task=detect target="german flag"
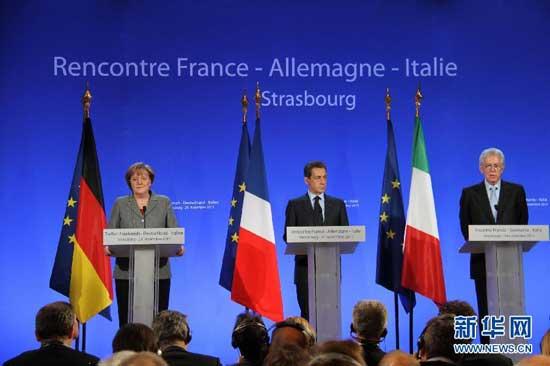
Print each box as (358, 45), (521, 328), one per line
(50, 116), (113, 322)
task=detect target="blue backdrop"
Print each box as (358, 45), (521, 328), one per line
(1, 1), (549, 363)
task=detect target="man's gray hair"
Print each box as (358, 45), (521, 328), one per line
(352, 300), (387, 339)
(479, 147), (505, 167)
(152, 310), (190, 348)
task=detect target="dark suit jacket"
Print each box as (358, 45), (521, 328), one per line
(360, 342), (386, 366)
(284, 193), (349, 283)
(461, 353), (513, 366)
(161, 345), (221, 366)
(3, 343), (98, 366)
(109, 193), (178, 279)
(459, 180), (528, 278)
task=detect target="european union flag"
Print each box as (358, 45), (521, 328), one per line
(219, 121), (251, 291)
(376, 118), (415, 312)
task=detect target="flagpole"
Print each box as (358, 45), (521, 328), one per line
(385, 88), (401, 350)
(255, 82), (261, 120)
(408, 87), (423, 354)
(242, 90), (250, 313)
(242, 90), (249, 125)
(80, 83), (92, 352)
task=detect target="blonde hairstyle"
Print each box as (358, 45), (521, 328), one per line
(542, 329), (550, 356)
(284, 316), (317, 347)
(352, 300), (388, 339)
(380, 350), (420, 366)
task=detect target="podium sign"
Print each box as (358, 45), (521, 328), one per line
(459, 224), (549, 360)
(285, 225), (365, 342)
(104, 228), (184, 326)
(468, 225), (548, 242)
(104, 228), (184, 257)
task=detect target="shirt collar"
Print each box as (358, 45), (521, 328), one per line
(484, 179), (501, 191)
(308, 191), (325, 201)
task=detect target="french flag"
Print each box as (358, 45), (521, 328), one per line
(231, 117), (284, 322)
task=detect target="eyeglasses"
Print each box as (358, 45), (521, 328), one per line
(483, 164), (502, 170)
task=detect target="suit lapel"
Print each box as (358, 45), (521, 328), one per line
(324, 194), (335, 225)
(300, 193), (315, 226)
(496, 181), (510, 224)
(475, 182), (496, 224)
(126, 196), (143, 219)
(147, 194), (159, 217)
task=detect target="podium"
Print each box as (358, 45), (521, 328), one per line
(459, 225), (548, 352)
(285, 226), (365, 341)
(104, 228), (184, 326)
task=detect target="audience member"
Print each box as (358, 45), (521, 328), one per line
(152, 310), (221, 366)
(309, 353), (364, 366)
(120, 352), (167, 366)
(517, 355), (550, 366)
(270, 316), (316, 351)
(229, 311), (269, 366)
(438, 299), (512, 366)
(98, 351), (136, 366)
(315, 340), (366, 366)
(437, 300), (476, 317)
(264, 343), (312, 366)
(112, 323), (157, 353)
(418, 314), (466, 366)
(351, 299), (388, 366)
(542, 329), (550, 356)
(3, 301), (99, 366)
(379, 350), (420, 366)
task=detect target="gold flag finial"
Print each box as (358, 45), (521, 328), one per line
(385, 88), (392, 121)
(255, 82), (261, 120)
(82, 82), (92, 119)
(415, 86), (423, 118)
(241, 90), (249, 124)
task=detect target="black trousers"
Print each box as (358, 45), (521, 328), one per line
(295, 256), (309, 321)
(474, 273), (490, 344)
(115, 279), (170, 328)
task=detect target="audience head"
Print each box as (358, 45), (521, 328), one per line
(152, 310), (192, 350)
(438, 300), (476, 317)
(270, 316), (316, 350)
(112, 323), (157, 353)
(542, 329), (550, 356)
(231, 311), (269, 363)
(517, 355), (550, 366)
(380, 350), (420, 366)
(98, 351), (137, 366)
(309, 353), (364, 366)
(35, 301), (78, 345)
(351, 299), (388, 342)
(120, 352), (167, 366)
(314, 340), (366, 366)
(418, 314), (465, 363)
(264, 343), (312, 366)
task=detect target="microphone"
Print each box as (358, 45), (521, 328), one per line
(142, 205), (147, 228)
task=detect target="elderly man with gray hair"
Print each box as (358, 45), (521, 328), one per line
(351, 300), (388, 366)
(459, 147), (528, 344)
(152, 310), (221, 366)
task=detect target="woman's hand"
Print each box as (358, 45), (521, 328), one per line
(176, 246), (185, 256)
(104, 245), (112, 256)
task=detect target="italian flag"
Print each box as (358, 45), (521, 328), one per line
(401, 116), (446, 306)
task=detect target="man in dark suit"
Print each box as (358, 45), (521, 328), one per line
(459, 148), (528, 344)
(152, 310), (221, 366)
(284, 161), (349, 320)
(3, 302), (99, 366)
